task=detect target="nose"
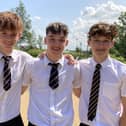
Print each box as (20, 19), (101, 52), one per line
(54, 40), (61, 45)
(99, 42), (105, 46)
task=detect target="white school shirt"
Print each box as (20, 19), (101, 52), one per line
(0, 49), (33, 122)
(24, 55), (80, 126)
(79, 56), (126, 126)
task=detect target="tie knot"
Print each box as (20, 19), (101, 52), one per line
(96, 64), (101, 69)
(48, 63), (59, 68)
(2, 56), (11, 61)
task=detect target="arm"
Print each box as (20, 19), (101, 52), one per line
(21, 86), (28, 95)
(39, 51), (77, 65)
(120, 96), (126, 126)
(73, 88), (81, 98)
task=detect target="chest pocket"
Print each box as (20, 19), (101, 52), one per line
(102, 82), (120, 101)
(11, 63), (24, 84)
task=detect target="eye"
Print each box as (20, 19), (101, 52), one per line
(94, 40), (99, 44)
(49, 38), (55, 41)
(104, 41), (110, 44)
(11, 33), (17, 37)
(1, 32), (6, 35)
(59, 39), (65, 42)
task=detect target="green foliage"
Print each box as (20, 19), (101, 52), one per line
(114, 11), (126, 59)
(111, 54), (126, 63)
(24, 49), (126, 64)
(37, 35), (43, 49)
(26, 48), (45, 57)
(11, 0), (37, 49)
(64, 50), (91, 59)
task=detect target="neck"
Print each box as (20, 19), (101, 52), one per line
(1, 50), (12, 56)
(46, 53), (62, 63)
(93, 55), (108, 63)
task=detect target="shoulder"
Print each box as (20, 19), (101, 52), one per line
(13, 49), (31, 57)
(79, 58), (90, 65)
(12, 49), (33, 61)
(112, 58), (126, 67)
(111, 58), (126, 72)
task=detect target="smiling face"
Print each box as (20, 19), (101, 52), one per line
(44, 22), (69, 62)
(0, 11), (23, 55)
(0, 30), (20, 55)
(88, 35), (114, 62)
(87, 22), (117, 63)
(44, 31), (68, 62)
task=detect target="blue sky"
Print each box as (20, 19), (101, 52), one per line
(1, 0), (126, 50)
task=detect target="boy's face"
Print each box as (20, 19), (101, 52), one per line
(88, 35), (114, 62)
(44, 31), (68, 60)
(0, 30), (21, 55)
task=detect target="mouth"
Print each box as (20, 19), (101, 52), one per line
(52, 47), (61, 51)
(5, 43), (14, 48)
(96, 49), (105, 52)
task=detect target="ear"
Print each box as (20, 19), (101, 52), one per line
(44, 37), (47, 44)
(16, 33), (22, 41)
(87, 40), (90, 46)
(110, 40), (115, 48)
(65, 39), (69, 46)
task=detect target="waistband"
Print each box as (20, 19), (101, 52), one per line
(0, 114), (24, 126)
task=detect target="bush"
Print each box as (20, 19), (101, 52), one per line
(24, 49), (126, 64)
(64, 50), (90, 59)
(27, 48), (45, 57)
(111, 54), (126, 63)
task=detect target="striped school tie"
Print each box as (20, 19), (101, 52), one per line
(48, 63), (59, 89)
(87, 63), (101, 121)
(2, 56), (11, 91)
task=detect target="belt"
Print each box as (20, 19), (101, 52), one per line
(79, 122), (90, 126)
(28, 122), (36, 126)
(0, 114), (24, 126)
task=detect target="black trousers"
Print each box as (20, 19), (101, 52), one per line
(79, 122), (90, 126)
(0, 114), (24, 126)
(28, 122), (36, 126)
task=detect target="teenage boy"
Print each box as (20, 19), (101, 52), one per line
(0, 11), (32, 126)
(74, 22), (126, 126)
(23, 22), (80, 126)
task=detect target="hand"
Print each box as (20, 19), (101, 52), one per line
(38, 51), (46, 58)
(64, 54), (77, 65)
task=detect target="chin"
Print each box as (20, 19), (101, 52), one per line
(5, 48), (13, 52)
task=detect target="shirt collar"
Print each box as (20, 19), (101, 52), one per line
(43, 55), (65, 68)
(0, 50), (17, 62)
(90, 56), (113, 68)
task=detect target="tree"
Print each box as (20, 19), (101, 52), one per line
(115, 12), (126, 58)
(37, 35), (43, 49)
(11, 0), (37, 49)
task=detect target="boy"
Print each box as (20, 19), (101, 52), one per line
(74, 22), (126, 126)
(0, 11), (32, 126)
(23, 22), (80, 126)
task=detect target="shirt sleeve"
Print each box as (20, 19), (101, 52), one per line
(121, 66), (126, 97)
(72, 62), (81, 88)
(22, 59), (34, 86)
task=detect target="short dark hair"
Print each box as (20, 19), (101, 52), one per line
(46, 22), (69, 37)
(88, 22), (118, 40)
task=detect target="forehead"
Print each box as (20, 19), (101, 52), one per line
(47, 31), (66, 38)
(91, 35), (112, 40)
(0, 29), (17, 34)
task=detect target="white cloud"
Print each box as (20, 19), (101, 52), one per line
(33, 16), (41, 20)
(69, 1), (126, 51)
